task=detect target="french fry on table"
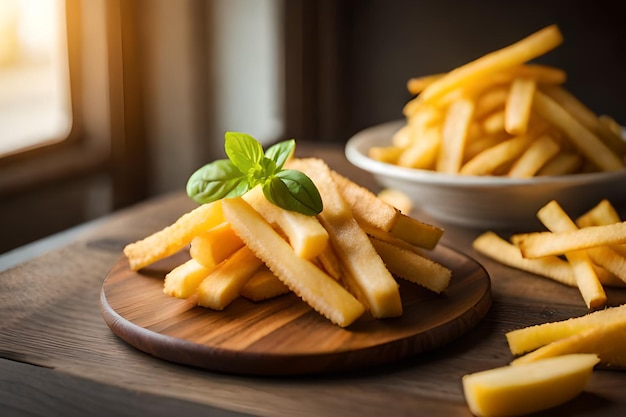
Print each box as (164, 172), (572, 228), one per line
(535, 200), (606, 309)
(505, 303), (626, 356)
(515, 222), (626, 259)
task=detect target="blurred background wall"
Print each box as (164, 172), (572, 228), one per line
(1, 0), (625, 254)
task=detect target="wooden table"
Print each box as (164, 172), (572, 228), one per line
(2, 143), (626, 417)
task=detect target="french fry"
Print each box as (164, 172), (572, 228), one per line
(222, 196), (365, 327)
(515, 222), (626, 258)
(416, 24), (563, 105)
(123, 200), (224, 271)
(376, 188), (413, 214)
(474, 86), (509, 119)
(532, 90), (625, 172)
(368, 145), (403, 164)
(536, 152), (583, 176)
(460, 134), (531, 176)
(240, 265), (290, 302)
(396, 125), (440, 169)
(576, 199), (622, 228)
(436, 97), (475, 173)
(507, 134), (560, 178)
(330, 170), (443, 249)
(473, 231), (623, 289)
(196, 245), (264, 311)
(473, 231), (577, 287)
(541, 85), (626, 157)
(506, 303), (626, 355)
(329, 170), (399, 231)
(294, 158), (403, 318)
(373, 25), (624, 180)
(242, 186), (328, 260)
(505, 77), (537, 135)
(370, 237), (452, 294)
(189, 222), (244, 268)
(164, 258), (213, 299)
(407, 72), (444, 95)
(511, 320), (626, 368)
(535, 200), (606, 309)
(576, 199), (626, 269)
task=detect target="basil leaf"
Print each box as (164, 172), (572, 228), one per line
(262, 169), (323, 215)
(248, 157), (278, 187)
(265, 139), (295, 171)
(186, 159), (250, 204)
(224, 132), (264, 173)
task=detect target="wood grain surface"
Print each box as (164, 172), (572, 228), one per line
(100, 244), (491, 375)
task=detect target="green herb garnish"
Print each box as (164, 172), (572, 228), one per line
(186, 132), (323, 216)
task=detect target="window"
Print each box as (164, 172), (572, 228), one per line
(0, 0), (72, 156)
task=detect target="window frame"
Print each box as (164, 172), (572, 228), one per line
(0, 0), (146, 209)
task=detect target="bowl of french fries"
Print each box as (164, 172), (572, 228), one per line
(346, 24), (626, 230)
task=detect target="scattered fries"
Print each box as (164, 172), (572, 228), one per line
(123, 158), (452, 327)
(372, 24), (625, 176)
(474, 199), (626, 309)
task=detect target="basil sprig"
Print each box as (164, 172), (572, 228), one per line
(186, 132), (323, 216)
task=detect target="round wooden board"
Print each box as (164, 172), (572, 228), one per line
(100, 245), (491, 375)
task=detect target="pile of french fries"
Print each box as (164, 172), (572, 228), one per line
(473, 199), (626, 309)
(370, 24), (626, 177)
(123, 158), (451, 328)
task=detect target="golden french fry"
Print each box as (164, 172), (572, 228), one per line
(511, 321), (626, 368)
(515, 222), (626, 258)
(541, 85), (626, 157)
(506, 303), (626, 356)
(417, 24), (563, 105)
(397, 125), (441, 169)
(535, 200), (606, 309)
(164, 258), (213, 299)
(294, 158), (403, 318)
(507, 134), (560, 178)
(576, 199), (626, 260)
(222, 196), (365, 327)
(481, 109), (506, 136)
(368, 145), (403, 164)
(460, 134), (531, 176)
(473, 231), (576, 287)
(436, 97), (475, 173)
(407, 72), (444, 95)
(243, 186), (329, 260)
(370, 237), (452, 294)
(474, 86), (509, 119)
(240, 265), (290, 302)
(505, 77), (537, 135)
(376, 188), (413, 214)
(536, 152), (583, 176)
(190, 222), (244, 268)
(196, 245), (264, 311)
(123, 201), (224, 271)
(330, 169), (443, 249)
(576, 199), (622, 228)
(532, 90), (625, 172)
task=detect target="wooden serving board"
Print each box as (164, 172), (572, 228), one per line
(100, 245), (491, 375)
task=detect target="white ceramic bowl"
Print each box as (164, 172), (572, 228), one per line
(345, 120), (626, 231)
